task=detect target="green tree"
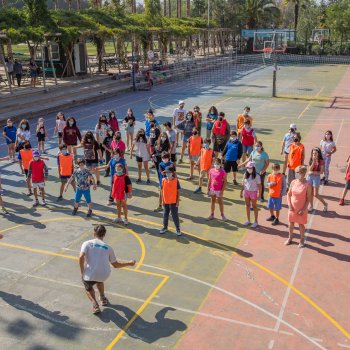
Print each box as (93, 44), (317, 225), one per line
(243, 0), (280, 28)
(145, 0), (162, 24)
(191, 0), (206, 17)
(23, 0), (50, 26)
(326, 0), (350, 40)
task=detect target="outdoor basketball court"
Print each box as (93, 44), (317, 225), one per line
(0, 56), (349, 349)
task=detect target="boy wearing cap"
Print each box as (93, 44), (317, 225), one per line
(160, 166), (182, 236)
(173, 101), (186, 145)
(28, 151), (49, 207)
(281, 124), (297, 175)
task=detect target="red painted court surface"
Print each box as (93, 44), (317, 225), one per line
(177, 70), (350, 350)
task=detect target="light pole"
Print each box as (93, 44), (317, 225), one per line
(207, 0), (210, 27)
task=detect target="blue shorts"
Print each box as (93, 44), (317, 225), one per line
(6, 139), (15, 145)
(267, 197), (282, 211)
(182, 134), (191, 143)
(242, 144), (253, 155)
(307, 174), (321, 188)
(75, 189), (91, 204)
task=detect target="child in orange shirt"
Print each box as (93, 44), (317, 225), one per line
(266, 163), (287, 225)
(187, 128), (202, 180)
(194, 138), (214, 193)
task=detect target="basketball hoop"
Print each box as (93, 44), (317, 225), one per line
(315, 35), (324, 45)
(263, 47), (273, 59)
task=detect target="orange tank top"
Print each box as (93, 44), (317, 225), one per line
(59, 154), (73, 177)
(162, 178), (178, 204)
(268, 173), (283, 198)
(20, 149), (33, 170)
(200, 148), (213, 171)
(189, 136), (202, 156)
(288, 143), (304, 170)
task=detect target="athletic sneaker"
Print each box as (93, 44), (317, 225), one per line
(178, 159), (183, 164)
(115, 217), (123, 223)
(86, 209), (92, 217)
(1, 207), (9, 214)
(259, 198), (265, 203)
(221, 215), (228, 222)
(266, 215), (276, 221)
(271, 218), (280, 226)
(123, 219), (129, 226)
(206, 214), (215, 221)
(32, 200), (39, 207)
(324, 180), (329, 185)
(186, 176), (193, 180)
(136, 178), (141, 184)
(146, 179), (151, 184)
(107, 200), (114, 206)
(96, 180), (101, 186)
(194, 187), (202, 194)
(72, 207), (78, 215)
(251, 222), (258, 228)
(323, 203), (328, 212)
(41, 199), (47, 206)
(159, 227), (168, 234)
(243, 220), (251, 226)
(233, 180), (238, 185)
(57, 196), (63, 202)
(308, 207), (314, 213)
(176, 230), (182, 236)
(339, 199), (345, 206)
(153, 206), (163, 212)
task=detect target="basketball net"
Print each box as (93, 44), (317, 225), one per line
(263, 47), (273, 59)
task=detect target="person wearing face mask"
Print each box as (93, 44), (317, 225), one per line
(63, 117), (82, 163)
(286, 165), (312, 248)
(240, 141), (270, 202)
(163, 122), (177, 166)
(281, 123), (297, 175)
(102, 128), (115, 177)
(65, 158), (97, 217)
(177, 111), (196, 164)
(111, 132), (126, 158)
(192, 106), (202, 136)
(173, 101), (187, 145)
(28, 151), (49, 207)
(54, 112), (66, 146)
(123, 108), (136, 151)
(95, 114), (109, 153)
(15, 119), (31, 154)
(152, 134), (170, 195)
(287, 132), (305, 186)
(112, 164), (132, 226)
(187, 128), (202, 181)
(212, 112), (230, 158)
(206, 106), (218, 139)
(240, 161), (261, 228)
(36, 117), (48, 154)
(57, 144), (76, 201)
(153, 151), (173, 212)
(207, 158), (227, 221)
(148, 120), (161, 155)
(241, 119), (257, 163)
(339, 154), (350, 206)
(194, 138), (214, 194)
(130, 129), (151, 184)
(145, 109), (159, 141)
(320, 130), (337, 185)
(222, 131), (243, 185)
(0, 159), (9, 213)
(266, 163), (287, 225)
(97, 148), (128, 205)
(236, 106), (253, 140)
(160, 166), (182, 236)
(2, 118), (17, 162)
(108, 111), (119, 132)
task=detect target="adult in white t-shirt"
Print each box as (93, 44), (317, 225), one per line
(79, 225), (136, 314)
(173, 100), (186, 145)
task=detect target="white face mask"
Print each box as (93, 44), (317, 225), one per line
(33, 157), (40, 161)
(295, 172), (301, 180)
(162, 158), (169, 163)
(214, 164), (220, 170)
(273, 170), (279, 175)
(247, 168), (253, 174)
(230, 137), (237, 142)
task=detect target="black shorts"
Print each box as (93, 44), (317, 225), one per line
(214, 141), (227, 153)
(24, 169), (29, 177)
(224, 160), (238, 173)
(136, 156), (143, 163)
(171, 154), (177, 162)
(37, 135), (45, 142)
(346, 180), (350, 190)
(58, 132), (63, 138)
(83, 279), (99, 291)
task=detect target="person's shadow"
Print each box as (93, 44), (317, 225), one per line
(98, 305), (187, 343)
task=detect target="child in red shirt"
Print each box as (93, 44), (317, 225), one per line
(112, 163), (132, 225)
(28, 150), (49, 207)
(339, 155), (350, 206)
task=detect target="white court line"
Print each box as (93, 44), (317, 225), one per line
(0, 266), (292, 336)
(338, 343), (350, 349)
(142, 264), (326, 349)
(269, 118), (345, 348)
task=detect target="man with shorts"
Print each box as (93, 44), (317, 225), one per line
(79, 225), (136, 314)
(173, 101), (186, 145)
(28, 151), (48, 207)
(164, 122), (177, 166)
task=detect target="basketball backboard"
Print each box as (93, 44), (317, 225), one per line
(253, 31), (287, 52)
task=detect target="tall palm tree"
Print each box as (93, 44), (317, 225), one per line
(244, 0), (280, 28)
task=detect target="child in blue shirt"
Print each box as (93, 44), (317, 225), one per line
(2, 119), (17, 162)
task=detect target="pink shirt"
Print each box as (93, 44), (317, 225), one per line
(111, 140), (126, 157)
(209, 168), (226, 191)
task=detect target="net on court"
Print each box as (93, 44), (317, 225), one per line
(139, 53), (350, 104)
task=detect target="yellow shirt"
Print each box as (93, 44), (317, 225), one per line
(237, 115), (253, 135)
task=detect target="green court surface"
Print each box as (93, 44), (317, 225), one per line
(0, 61), (347, 349)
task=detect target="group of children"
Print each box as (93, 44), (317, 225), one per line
(1, 103), (349, 239)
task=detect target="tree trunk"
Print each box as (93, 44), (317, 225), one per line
(168, 0), (171, 17)
(95, 37), (104, 72)
(186, 0), (190, 17)
(6, 39), (13, 60)
(76, 0), (81, 10)
(177, 0), (181, 17)
(294, 1), (299, 31)
(163, 0), (167, 16)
